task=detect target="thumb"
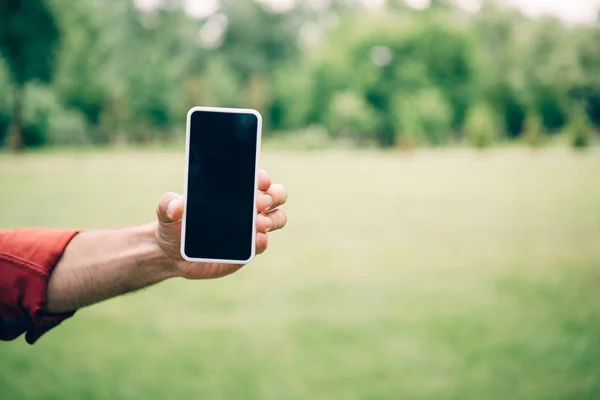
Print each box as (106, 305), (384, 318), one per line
(156, 192), (184, 223)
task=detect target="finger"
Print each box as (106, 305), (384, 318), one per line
(256, 191), (273, 213)
(256, 213), (272, 233)
(264, 209), (287, 232)
(156, 192), (184, 223)
(258, 169), (272, 192)
(266, 184), (288, 211)
(256, 232), (269, 254)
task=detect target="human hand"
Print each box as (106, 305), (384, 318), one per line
(155, 169), (288, 279)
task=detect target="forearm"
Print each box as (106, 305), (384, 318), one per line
(46, 223), (177, 313)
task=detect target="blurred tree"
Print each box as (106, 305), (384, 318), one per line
(22, 84), (89, 147)
(126, 60), (177, 143)
(0, 0), (598, 150)
(522, 113), (545, 148)
(0, 58), (11, 146)
(406, 16), (475, 131)
(51, 0), (110, 136)
(393, 89), (453, 147)
(569, 106), (593, 150)
(215, 1), (304, 125)
(307, 9), (474, 147)
(327, 91), (378, 144)
(573, 25), (600, 129)
(270, 63), (314, 131)
(198, 56), (243, 108)
(219, 1), (299, 81)
(116, 3), (195, 143)
(0, 0), (60, 151)
(465, 105), (498, 149)
(474, 1), (528, 138)
(522, 17), (578, 133)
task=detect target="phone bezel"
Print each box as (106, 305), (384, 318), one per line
(180, 106), (262, 264)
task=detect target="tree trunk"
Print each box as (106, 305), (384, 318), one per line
(10, 86), (24, 152)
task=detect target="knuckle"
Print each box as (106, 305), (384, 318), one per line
(273, 209), (286, 229)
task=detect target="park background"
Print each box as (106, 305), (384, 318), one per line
(1, 0), (600, 398)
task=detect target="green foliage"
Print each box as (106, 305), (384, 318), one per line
(522, 113), (545, 148)
(126, 59), (178, 143)
(0, 59), (11, 145)
(573, 27), (600, 128)
(407, 18), (475, 131)
(0, 0), (599, 150)
(270, 64), (313, 131)
(308, 12), (474, 147)
(219, 1), (300, 81)
(200, 56), (243, 108)
(21, 85), (55, 147)
(0, 110), (9, 146)
(0, 0), (60, 85)
(11, 84), (88, 147)
(0, 0), (61, 150)
(52, 1), (108, 127)
(47, 108), (89, 146)
(21, 85), (61, 147)
(569, 109), (593, 150)
(20, 122), (46, 147)
(474, 5), (530, 138)
(327, 91), (378, 144)
(393, 89), (453, 147)
(465, 105), (498, 149)
(521, 18), (577, 133)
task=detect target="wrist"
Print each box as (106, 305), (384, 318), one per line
(138, 222), (180, 281)
(47, 223), (180, 313)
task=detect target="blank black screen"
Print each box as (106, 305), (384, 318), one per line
(184, 110), (258, 261)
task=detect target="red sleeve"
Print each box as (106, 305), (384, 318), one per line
(0, 228), (80, 344)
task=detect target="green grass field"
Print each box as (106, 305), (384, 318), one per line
(1, 148), (599, 399)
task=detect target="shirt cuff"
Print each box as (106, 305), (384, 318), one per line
(0, 228), (80, 344)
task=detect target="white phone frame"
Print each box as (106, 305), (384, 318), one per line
(180, 106), (262, 264)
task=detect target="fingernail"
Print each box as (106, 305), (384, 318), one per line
(265, 195), (273, 210)
(265, 217), (272, 229)
(167, 199), (178, 218)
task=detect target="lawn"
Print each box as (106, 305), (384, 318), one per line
(1, 148), (599, 400)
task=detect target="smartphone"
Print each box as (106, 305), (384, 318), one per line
(181, 106), (262, 264)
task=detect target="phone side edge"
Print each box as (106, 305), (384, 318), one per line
(248, 107), (262, 263)
(180, 107), (195, 260)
